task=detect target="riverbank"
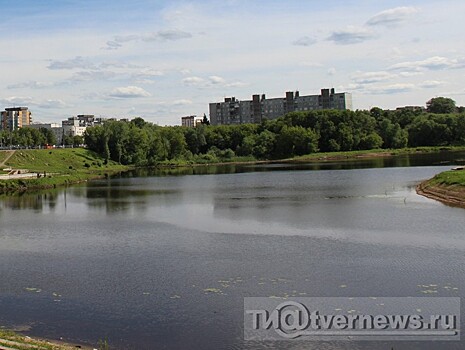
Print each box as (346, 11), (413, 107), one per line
(2, 146), (465, 194)
(0, 329), (94, 350)
(0, 148), (129, 194)
(417, 169), (465, 208)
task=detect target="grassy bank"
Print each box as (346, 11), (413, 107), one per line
(2, 146), (465, 194)
(292, 146), (465, 162)
(0, 148), (129, 193)
(417, 169), (465, 208)
(0, 329), (95, 350)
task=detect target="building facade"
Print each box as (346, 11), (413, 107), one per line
(28, 123), (64, 145)
(62, 115), (105, 137)
(0, 107), (32, 131)
(181, 115), (196, 127)
(209, 88), (352, 126)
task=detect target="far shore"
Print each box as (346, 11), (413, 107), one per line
(2, 146), (465, 195)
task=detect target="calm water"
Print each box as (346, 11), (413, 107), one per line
(1, 152), (465, 349)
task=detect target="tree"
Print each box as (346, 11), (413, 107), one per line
(426, 97), (456, 114)
(201, 114), (210, 125)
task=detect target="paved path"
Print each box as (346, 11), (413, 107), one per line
(0, 150), (15, 168)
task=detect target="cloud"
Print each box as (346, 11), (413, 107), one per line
(351, 71), (396, 84)
(70, 70), (118, 82)
(8, 81), (55, 89)
(389, 56), (465, 72)
(182, 76), (205, 86)
(182, 75), (246, 88)
(292, 36), (317, 47)
(327, 68), (336, 76)
(418, 80), (445, 89)
(366, 83), (415, 95)
(38, 99), (69, 109)
(0, 96), (34, 106)
(104, 29), (193, 50)
(208, 75), (226, 85)
(143, 29), (192, 42)
(48, 56), (97, 70)
(171, 99), (193, 106)
(367, 7), (419, 27)
(109, 86), (151, 98)
(327, 26), (375, 45)
(0, 96), (69, 109)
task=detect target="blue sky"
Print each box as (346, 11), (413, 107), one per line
(1, 0), (464, 125)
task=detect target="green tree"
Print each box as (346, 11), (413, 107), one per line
(426, 97), (456, 114)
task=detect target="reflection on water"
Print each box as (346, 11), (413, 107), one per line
(0, 152), (465, 349)
(0, 190), (60, 212)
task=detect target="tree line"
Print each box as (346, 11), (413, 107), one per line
(0, 127), (57, 148)
(83, 97), (465, 166)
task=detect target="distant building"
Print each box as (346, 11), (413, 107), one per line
(62, 115), (105, 137)
(181, 115), (204, 127)
(209, 88), (352, 125)
(0, 107), (32, 131)
(28, 123), (63, 145)
(181, 115), (196, 128)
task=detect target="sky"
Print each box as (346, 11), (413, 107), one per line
(1, 0), (464, 125)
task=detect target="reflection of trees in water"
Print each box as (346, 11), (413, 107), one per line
(71, 182), (173, 215)
(0, 190), (59, 211)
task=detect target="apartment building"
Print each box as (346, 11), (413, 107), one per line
(181, 115), (196, 127)
(28, 123), (64, 145)
(0, 107), (32, 131)
(62, 115), (105, 137)
(209, 88), (352, 125)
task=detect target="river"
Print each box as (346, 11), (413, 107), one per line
(1, 151), (465, 349)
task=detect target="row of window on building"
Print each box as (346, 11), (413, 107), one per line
(208, 88), (352, 126)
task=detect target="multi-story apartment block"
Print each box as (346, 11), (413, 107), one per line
(209, 88), (352, 125)
(28, 123), (64, 145)
(62, 115), (105, 137)
(0, 107), (32, 131)
(181, 115), (196, 128)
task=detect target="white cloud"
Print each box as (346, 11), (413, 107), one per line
(182, 76), (205, 86)
(367, 7), (419, 27)
(0, 96), (34, 106)
(48, 56), (97, 70)
(70, 70), (118, 82)
(351, 71), (396, 84)
(389, 56), (465, 72)
(419, 80), (445, 89)
(109, 86), (151, 98)
(38, 99), (69, 109)
(171, 99), (193, 106)
(365, 83), (415, 95)
(327, 68), (337, 76)
(8, 81), (55, 89)
(327, 26), (375, 45)
(209, 76), (226, 85)
(104, 29), (193, 50)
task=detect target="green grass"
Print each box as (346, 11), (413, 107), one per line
(0, 328), (83, 350)
(292, 146), (465, 162)
(0, 148), (130, 193)
(428, 169), (465, 186)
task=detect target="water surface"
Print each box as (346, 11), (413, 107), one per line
(1, 152), (465, 349)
